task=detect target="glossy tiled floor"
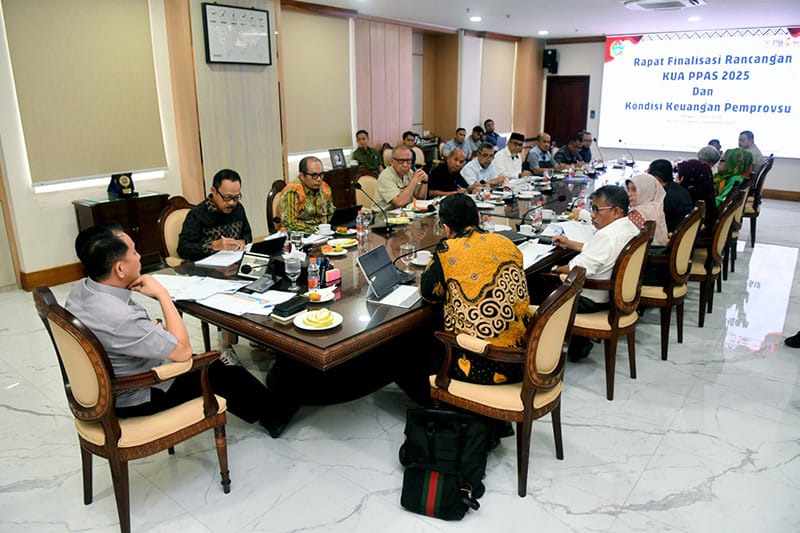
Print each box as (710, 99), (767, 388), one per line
(2, 200), (799, 532)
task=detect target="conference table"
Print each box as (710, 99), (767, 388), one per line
(168, 163), (637, 372)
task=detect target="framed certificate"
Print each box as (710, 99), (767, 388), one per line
(201, 3), (272, 65)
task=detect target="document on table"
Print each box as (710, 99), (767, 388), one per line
(198, 289), (296, 316)
(194, 250), (244, 267)
(544, 220), (596, 244)
(518, 241), (556, 270)
(152, 274), (247, 301)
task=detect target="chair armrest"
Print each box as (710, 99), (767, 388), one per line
(435, 331), (525, 364)
(111, 351), (220, 394)
(582, 277), (612, 291)
(645, 252), (669, 267)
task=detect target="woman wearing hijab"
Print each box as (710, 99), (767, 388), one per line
(626, 173), (669, 246)
(677, 159), (717, 231)
(713, 148), (753, 206)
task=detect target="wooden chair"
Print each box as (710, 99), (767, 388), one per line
(688, 190), (743, 327)
(355, 172), (378, 209)
(266, 179), (286, 233)
(639, 203), (704, 361)
(571, 221), (655, 401)
(429, 267), (585, 497)
(743, 153), (774, 247)
(723, 178), (751, 280)
(32, 286), (230, 533)
(412, 146), (425, 167)
(158, 196), (194, 267)
(382, 146), (393, 168)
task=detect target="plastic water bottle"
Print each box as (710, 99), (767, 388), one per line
(568, 166), (575, 178)
(483, 215), (495, 232)
(355, 210), (365, 236)
(307, 258), (320, 291)
(532, 201), (543, 233)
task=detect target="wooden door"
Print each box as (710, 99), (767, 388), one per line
(543, 76), (590, 149)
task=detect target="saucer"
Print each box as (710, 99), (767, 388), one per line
(411, 256), (431, 267)
(492, 224), (512, 232)
(317, 230), (335, 236)
(475, 202), (494, 209)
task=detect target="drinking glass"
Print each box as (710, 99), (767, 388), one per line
(400, 243), (416, 271)
(285, 257), (301, 292)
(289, 231), (303, 252)
(362, 209), (373, 227)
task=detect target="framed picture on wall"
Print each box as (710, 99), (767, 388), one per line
(329, 149), (346, 169)
(201, 3), (272, 65)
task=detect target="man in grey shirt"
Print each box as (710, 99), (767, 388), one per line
(66, 224), (298, 437)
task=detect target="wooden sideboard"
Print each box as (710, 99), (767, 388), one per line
(73, 192), (169, 268)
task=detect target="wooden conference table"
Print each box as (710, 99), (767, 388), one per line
(169, 166), (631, 372)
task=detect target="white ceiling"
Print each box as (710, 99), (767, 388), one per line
(310, 0), (800, 40)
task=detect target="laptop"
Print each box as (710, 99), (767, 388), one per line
(356, 245), (421, 307)
(328, 204), (362, 229)
(250, 235), (286, 256)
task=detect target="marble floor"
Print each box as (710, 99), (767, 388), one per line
(1, 200), (799, 532)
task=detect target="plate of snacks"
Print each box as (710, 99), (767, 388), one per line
(294, 308), (343, 330)
(386, 217), (412, 225)
(335, 227), (356, 235)
(327, 238), (359, 248)
(321, 244), (347, 256)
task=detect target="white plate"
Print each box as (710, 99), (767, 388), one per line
(493, 224), (512, 232)
(293, 310), (343, 331)
(411, 256), (431, 267)
(475, 202), (495, 209)
(322, 248), (347, 256)
(334, 229), (357, 236)
(303, 291), (335, 303)
(387, 217), (412, 225)
(517, 191), (541, 199)
(557, 214), (571, 221)
(317, 230), (335, 236)
(327, 238), (359, 247)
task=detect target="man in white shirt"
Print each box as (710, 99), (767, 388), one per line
(493, 132), (531, 180)
(552, 185), (640, 361)
(460, 142), (504, 192)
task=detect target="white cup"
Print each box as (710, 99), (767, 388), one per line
(318, 223), (331, 234)
(416, 250), (432, 263)
(542, 209), (555, 221)
(519, 224), (533, 235)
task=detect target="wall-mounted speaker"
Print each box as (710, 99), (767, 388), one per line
(543, 48), (558, 74)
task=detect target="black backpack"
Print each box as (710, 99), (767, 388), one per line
(399, 408), (494, 520)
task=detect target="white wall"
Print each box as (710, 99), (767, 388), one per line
(553, 41), (800, 192)
(0, 0), (182, 274)
(458, 32), (482, 132)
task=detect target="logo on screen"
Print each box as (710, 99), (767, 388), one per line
(610, 40), (626, 57)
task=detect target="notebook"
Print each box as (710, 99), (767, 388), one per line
(356, 245), (421, 307)
(328, 204), (362, 228)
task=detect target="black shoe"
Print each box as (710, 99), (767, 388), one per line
(260, 402), (300, 438)
(568, 340), (593, 362)
(495, 421), (515, 439)
(785, 332), (800, 348)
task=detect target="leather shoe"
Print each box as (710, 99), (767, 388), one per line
(785, 331), (800, 348)
(260, 402), (300, 438)
(568, 340), (593, 362)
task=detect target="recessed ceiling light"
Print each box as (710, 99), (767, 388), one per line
(688, 16), (701, 22)
(538, 30), (549, 36)
(470, 16), (482, 22)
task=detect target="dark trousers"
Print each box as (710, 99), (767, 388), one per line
(116, 361), (276, 425)
(568, 296), (611, 356)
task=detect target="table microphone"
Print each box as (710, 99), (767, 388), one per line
(240, 262), (268, 275)
(593, 137), (607, 169)
(617, 140), (636, 167)
(519, 195), (566, 224)
(353, 182), (394, 233)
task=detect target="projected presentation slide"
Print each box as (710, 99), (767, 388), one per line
(598, 27), (800, 158)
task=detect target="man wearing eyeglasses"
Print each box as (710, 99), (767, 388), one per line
(493, 131), (531, 180)
(552, 185), (639, 361)
(461, 142), (504, 192)
(178, 168), (252, 261)
(374, 146), (428, 221)
(280, 156), (335, 233)
(553, 134), (586, 171)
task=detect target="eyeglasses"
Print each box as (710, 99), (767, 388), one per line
(215, 190), (242, 203)
(304, 172), (324, 180)
(478, 152), (495, 159)
(591, 205), (614, 214)
(393, 158), (413, 164)
(509, 140), (523, 146)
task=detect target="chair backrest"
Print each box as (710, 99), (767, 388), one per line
(266, 179), (286, 233)
(709, 189), (744, 263)
(750, 153), (774, 207)
(159, 196), (194, 266)
(527, 266), (586, 381)
(32, 287), (114, 423)
(668, 201), (705, 284)
(613, 220), (655, 314)
(412, 146), (425, 166)
(355, 174), (378, 209)
(382, 147), (393, 168)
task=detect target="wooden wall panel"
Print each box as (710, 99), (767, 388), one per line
(513, 37), (545, 138)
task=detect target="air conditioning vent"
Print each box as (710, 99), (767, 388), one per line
(624, 0), (707, 11)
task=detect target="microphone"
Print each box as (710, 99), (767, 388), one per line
(593, 137), (607, 169)
(354, 182), (393, 234)
(519, 195), (567, 224)
(617, 139), (635, 167)
(240, 262), (268, 275)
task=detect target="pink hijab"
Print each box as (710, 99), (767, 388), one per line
(627, 173), (668, 246)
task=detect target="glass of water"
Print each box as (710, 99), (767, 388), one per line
(285, 257), (301, 292)
(289, 231), (303, 252)
(399, 243), (416, 272)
